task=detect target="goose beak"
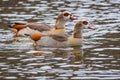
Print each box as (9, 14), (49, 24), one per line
(87, 24), (94, 30)
(69, 15), (77, 21)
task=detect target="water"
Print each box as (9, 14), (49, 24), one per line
(0, 0), (120, 80)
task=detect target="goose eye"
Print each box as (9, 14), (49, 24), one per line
(82, 21), (88, 25)
(63, 13), (70, 16)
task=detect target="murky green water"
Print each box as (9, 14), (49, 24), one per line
(0, 0), (120, 80)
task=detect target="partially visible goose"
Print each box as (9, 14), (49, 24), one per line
(28, 20), (94, 47)
(7, 11), (77, 37)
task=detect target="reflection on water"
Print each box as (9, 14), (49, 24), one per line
(0, 0), (120, 79)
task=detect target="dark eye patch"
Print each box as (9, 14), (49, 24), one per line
(63, 13), (70, 16)
(82, 21), (88, 25)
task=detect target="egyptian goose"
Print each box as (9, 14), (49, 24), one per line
(28, 20), (94, 47)
(7, 11), (77, 37)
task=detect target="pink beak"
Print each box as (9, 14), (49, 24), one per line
(70, 15), (77, 21)
(88, 24), (94, 30)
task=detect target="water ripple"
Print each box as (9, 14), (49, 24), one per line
(0, 0), (120, 80)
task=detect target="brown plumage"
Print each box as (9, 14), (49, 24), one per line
(13, 24), (26, 30)
(30, 32), (43, 41)
(27, 22), (51, 32)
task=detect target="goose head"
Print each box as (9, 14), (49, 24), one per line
(73, 20), (94, 38)
(75, 20), (94, 29)
(55, 11), (77, 29)
(57, 11), (77, 21)
(62, 11), (77, 21)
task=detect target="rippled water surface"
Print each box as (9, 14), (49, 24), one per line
(0, 0), (120, 80)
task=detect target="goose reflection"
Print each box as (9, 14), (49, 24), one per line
(32, 46), (84, 64)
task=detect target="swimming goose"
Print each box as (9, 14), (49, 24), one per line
(7, 11), (77, 37)
(28, 20), (94, 47)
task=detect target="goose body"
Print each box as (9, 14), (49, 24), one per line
(29, 20), (94, 47)
(8, 11), (77, 37)
(35, 36), (82, 47)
